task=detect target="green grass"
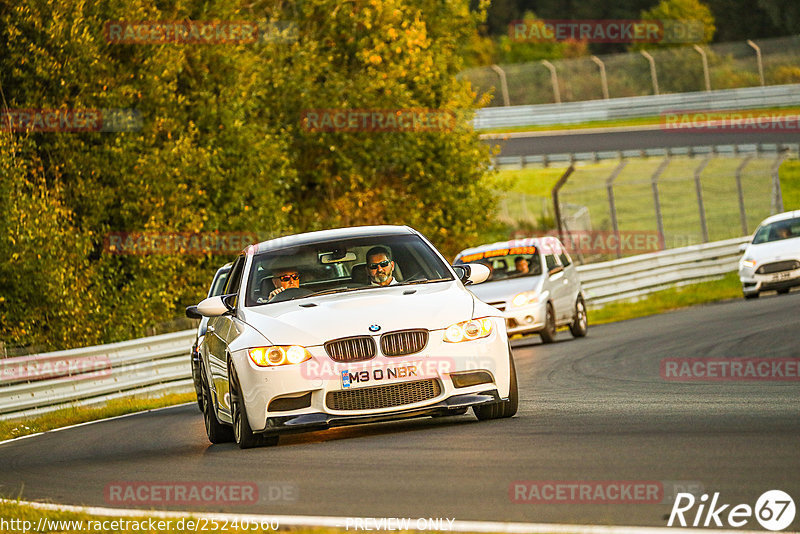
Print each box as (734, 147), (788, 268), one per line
(479, 106), (800, 134)
(0, 393), (196, 442)
(491, 155), (798, 248)
(587, 272), (744, 325)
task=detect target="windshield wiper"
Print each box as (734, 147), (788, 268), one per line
(309, 287), (366, 297)
(398, 278), (451, 286)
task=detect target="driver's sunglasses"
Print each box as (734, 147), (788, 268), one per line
(279, 273), (299, 282)
(368, 260), (391, 270)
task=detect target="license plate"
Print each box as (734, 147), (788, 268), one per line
(769, 271), (793, 282)
(340, 361), (426, 389)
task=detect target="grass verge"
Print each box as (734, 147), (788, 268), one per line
(587, 272), (743, 325)
(0, 392), (196, 442)
(0, 500), (281, 533)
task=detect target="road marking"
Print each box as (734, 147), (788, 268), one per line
(0, 403), (194, 447)
(0, 499), (777, 534)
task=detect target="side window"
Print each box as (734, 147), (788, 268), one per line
(224, 255), (246, 307)
(545, 254), (560, 272)
(559, 252), (572, 267)
(208, 270), (230, 298)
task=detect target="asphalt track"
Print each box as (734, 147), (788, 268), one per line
(1, 292), (799, 529)
(486, 128), (800, 157)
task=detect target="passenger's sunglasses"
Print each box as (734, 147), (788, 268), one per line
(368, 260), (391, 270)
(279, 273), (299, 282)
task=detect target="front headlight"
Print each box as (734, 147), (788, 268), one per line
(511, 290), (539, 307)
(741, 258), (756, 269)
(444, 318), (494, 343)
(248, 346), (312, 367)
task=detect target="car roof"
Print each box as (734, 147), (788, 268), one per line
(759, 210), (800, 226)
(454, 236), (563, 261)
(250, 225), (416, 255)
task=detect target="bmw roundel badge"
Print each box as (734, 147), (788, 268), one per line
(369, 324), (381, 332)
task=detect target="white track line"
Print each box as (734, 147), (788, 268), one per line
(479, 124), (663, 139)
(0, 403), (194, 447)
(1, 499), (786, 534)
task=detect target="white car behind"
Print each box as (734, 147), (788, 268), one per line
(739, 210), (800, 299)
(454, 236), (587, 343)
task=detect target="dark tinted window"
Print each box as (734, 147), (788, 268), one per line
(752, 217), (800, 244)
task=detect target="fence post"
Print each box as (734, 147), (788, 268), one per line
(771, 151), (788, 214)
(694, 156), (711, 242)
(693, 45), (711, 92)
(640, 50), (659, 95)
(490, 64), (511, 107)
(605, 160), (628, 258)
(591, 55), (609, 100)
(735, 155), (753, 235)
(552, 165), (575, 243)
(541, 60), (561, 104)
(650, 157), (671, 249)
(746, 40), (765, 87)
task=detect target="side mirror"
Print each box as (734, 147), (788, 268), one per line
(185, 305), (202, 320)
(453, 264), (490, 285)
(197, 294), (235, 317)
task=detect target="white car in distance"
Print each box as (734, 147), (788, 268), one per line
(194, 225), (518, 449)
(739, 210), (800, 299)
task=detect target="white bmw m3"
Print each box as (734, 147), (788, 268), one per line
(195, 225), (518, 448)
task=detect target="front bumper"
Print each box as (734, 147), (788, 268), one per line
(740, 267), (800, 294)
(231, 320), (511, 433)
(256, 390), (502, 435)
(491, 301), (547, 335)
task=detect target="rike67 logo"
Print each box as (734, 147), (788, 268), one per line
(668, 490), (795, 531)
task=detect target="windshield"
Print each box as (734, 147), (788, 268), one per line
(244, 234), (453, 306)
(752, 217), (800, 244)
(455, 247), (543, 282)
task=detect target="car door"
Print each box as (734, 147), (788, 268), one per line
(207, 254), (246, 417)
(558, 249), (580, 313)
(544, 252), (570, 322)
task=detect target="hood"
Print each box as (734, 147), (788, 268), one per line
(745, 238), (800, 262)
(241, 281), (474, 346)
(466, 275), (544, 304)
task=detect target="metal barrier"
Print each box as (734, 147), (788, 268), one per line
(473, 84), (800, 130)
(0, 237), (750, 420)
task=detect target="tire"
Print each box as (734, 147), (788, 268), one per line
(569, 297), (588, 338)
(744, 292), (759, 299)
(229, 362), (279, 449)
(539, 303), (556, 344)
(474, 347), (518, 420)
(201, 365), (234, 444)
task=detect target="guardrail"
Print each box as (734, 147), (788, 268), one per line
(577, 236), (748, 305)
(473, 84), (800, 130)
(0, 330), (196, 421)
(0, 236), (750, 420)
(493, 143), (799, 169)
